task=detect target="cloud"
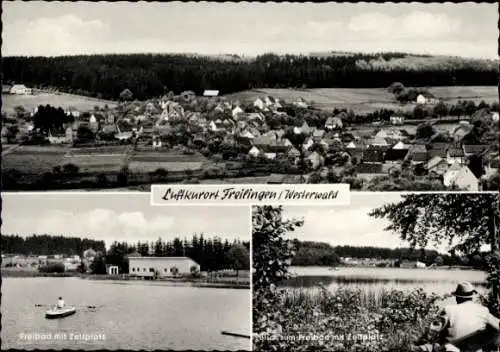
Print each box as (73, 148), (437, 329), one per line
(347, 11), (462, 40)
(3, 15), (109, 56)
(4, 209), (176, 246)
(1, 8), (492, 59)
(286, 207), (397, 247)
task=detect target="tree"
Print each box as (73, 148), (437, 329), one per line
(76, 125), (95, 144)
(225, 244), (250, 276)
(388, 82), (405, 95)
(90, 254), (107, 274)
(416, 123), (436, 140)
(369, 194), (499, 314)
(434, 256), (443, 266)
(253, 206), (304, 347)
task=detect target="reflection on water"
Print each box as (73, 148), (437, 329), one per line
(282, 266), (487, 296)
(1, 278), (251, 351)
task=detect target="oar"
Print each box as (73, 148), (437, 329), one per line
(221, 331), (251, 339)
(35, 304), (104, 309)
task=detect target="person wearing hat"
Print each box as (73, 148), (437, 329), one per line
(56, 297), (65, 309)
(417, 281), (500, 352)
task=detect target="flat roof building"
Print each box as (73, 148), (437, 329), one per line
(128, 256), (200, 278)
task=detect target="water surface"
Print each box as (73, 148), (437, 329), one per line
(1, 277), (251, 350)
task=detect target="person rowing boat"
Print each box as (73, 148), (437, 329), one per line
(57, 297), (65, 309)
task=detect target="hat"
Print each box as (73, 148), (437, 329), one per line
(58, 297), (62, 299)
(451, 281), (477, 298)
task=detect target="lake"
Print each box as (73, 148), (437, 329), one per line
(283, 266), (487, 302)
(1, 277), (251, 351)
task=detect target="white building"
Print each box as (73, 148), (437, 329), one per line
(128, 256), (200, 278)
(10, 84), (32, 95)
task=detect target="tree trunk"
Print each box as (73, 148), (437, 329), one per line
(489, 209), (499, 308)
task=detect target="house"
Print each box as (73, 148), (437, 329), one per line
(232, 106), (245, 119)
(264, 96), (281, 109)
(368, 137), (390, 148)
(203, 90), (219, 97)
(399, 260), (426, 269)
(253, 97), (267, 111)
(48, 128), (73, 144)
(483, 156), (499, 179)
(248, 112), (265, 122)
(406, 144), (428, 164)
(427, 143), (449, 159)
(426, 156), (450, 177)
(451, 125), (473, 142)
(10, 84), (32, 95)
(312, 129), (325, 142)
(443, 165), (479, 191)
(354, 163), (385, 180)
(446, 146), (466, 165)
(129, 256), (200, 278)
(288, 147), (301, 159)
(325, 116), (343, 130)
(248, 146), (261, 157)
(462, 144), (489, 158)
(492, 112), (499, 122)
(416, 92), (438, 105)
(293, 98), (309, 109)
(390, 116), (404, 125)
(2, 84), (12, 93)
(294, 121), (312, 136)
(308, 151), (325, 170)
(363, 149), (385, 163)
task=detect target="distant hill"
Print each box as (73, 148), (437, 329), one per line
(3, 52), (498, 101)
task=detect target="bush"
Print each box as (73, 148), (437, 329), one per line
(39, 262), (65, 273)
(257, 286), (443, 352)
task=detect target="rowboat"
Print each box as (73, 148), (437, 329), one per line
(45, 306), (76, 319)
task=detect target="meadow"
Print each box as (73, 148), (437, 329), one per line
(227, 86), (498, 113)
(1, 91), (116, 115)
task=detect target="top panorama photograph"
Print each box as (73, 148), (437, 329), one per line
(1, 2), (499, 192)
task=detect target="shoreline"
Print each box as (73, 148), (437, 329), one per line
(0, 270), (250, 289)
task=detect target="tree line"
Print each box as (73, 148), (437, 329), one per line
(97, 235), (250, 274)
(290, 240), (488, 268)
(1, 234), (106, 255)
(3, 53), (497, 100)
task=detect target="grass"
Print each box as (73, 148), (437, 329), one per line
(227, 86), (498, 113)
(1, 91), (116, 115)
(254, 286), (444, 352)
(2, 146), (69, 173)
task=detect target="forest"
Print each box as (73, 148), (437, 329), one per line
(3, 52), (498, 100)
(290, 241), (487, 268)
(105, 235), (250, 273)
(1, 234), (106, 255)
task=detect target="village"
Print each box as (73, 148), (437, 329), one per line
(2, 84), (499, 191)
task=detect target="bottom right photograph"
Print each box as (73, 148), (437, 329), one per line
(252, 193), (500, 352)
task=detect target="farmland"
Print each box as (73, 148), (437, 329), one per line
(1, 91), (116, 115)
(227, 86), (499, 114)
(2, 146), (70, 173)
(128, 151), (208, 173)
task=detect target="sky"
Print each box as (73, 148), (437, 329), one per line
(2, 2), (498, 59)
(282, 193), (491, 254)
(1, 193), (250, 249)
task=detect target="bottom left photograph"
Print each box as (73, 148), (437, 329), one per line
(1, 193), (251, 351)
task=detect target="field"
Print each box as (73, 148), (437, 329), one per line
(227, 86), (498, 113)
(2, 146), (70, 173)
(63, 146), (130, 173)
(128, 151), (208, 173)
(1, 91), (116, 115)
